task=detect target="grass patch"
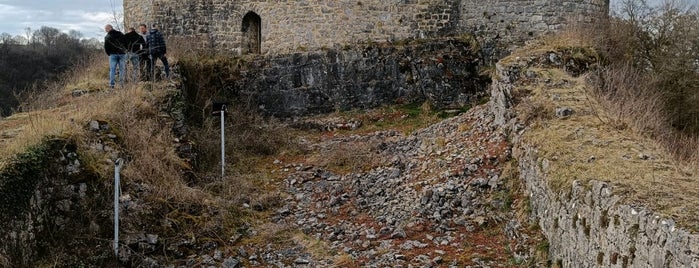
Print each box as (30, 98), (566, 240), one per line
(504, 52), (699, 231)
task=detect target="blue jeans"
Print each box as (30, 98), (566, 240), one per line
(109, 54), (127, 88)
(127, 53), (140, 83)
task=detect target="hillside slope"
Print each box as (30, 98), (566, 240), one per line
(1, 40), (697, 267)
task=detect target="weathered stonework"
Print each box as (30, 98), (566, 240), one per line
(490, 50), (699, 267)
(124, 0), (608, 55)
(180, 38), (489, 118)
(0, 139), (109, 267)
(236, 39), (488, 117)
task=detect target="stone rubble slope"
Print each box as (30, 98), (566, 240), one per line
(232, 104), (542, 267)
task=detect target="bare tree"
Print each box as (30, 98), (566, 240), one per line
(109, 0), (124, 31)
(13, 35), (27, 45)
(32, 26), (61, 47)
(0, 33), (14, 54)
(605, 0), (699, 135)
(24, 27), (33, 46)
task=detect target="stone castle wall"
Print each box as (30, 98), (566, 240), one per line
(460, 0), (609, 47)
(124, 0), (608, 55)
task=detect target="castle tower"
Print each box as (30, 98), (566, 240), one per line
(123, 0), (155, 30)
(122, 0), (609, 55)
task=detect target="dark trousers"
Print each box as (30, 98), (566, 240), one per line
(150, 53), (170, 80)
(139, 54), (151, 81)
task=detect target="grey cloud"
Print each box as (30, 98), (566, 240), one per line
(0, 0), (123, 39)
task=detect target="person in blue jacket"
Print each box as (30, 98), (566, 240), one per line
(146, 23), (170, 80)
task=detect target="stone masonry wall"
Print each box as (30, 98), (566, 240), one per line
(125, 0), (459, 54)
(490, 51), (699, 267)
(460, 0), (609, 48)
(180, 38), (489, 117)
(124, 0), (608, 55)
(0, 139), (109, 267)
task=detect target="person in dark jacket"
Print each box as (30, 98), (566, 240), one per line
(104, 24), (126, 88)
(138, 24), (150, 81)
(123, 27), (145, 83)
(146, 24), (170, 79)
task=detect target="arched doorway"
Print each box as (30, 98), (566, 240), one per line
(241, 12), (261, 54)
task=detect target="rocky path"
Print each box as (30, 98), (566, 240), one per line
(233, 105), (540, 267)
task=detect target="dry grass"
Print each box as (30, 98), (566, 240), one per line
(502, 23), (602, 66)
(0, 51), (209, 202)
(591, 64), (699, 162)
(511, 63), (699, 230)
(308, 140), (387, 174)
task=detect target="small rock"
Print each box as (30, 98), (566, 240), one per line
(361, 240), (371, 248)
(201, 255), (214, 265)
(555, 107), (574, 118)
(470, 178), (488, 188)
(638, 153), (650, 160)
(487, 175), (499, 188)
(433, 256), (444, 264)
(390, 229), (407, 239)
(474, 216), (487, 226)
(236, 246), (247, 257)
(379, 227), (392, 236)
(277, 207), (291, 216)
(221, 257), (240, 268)
(72, 89), (89, 97)
(89, 120), (100, 131)
(146, 234), (159, 245)
(294, 258), (310, 264)
(230, 234), (242, 244)
(548, 53), (561, 65)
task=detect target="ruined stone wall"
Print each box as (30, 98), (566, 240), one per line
(490, 50), (699, 267)
(460, 0), (609, 48)
(181, 38), (488, 118)
(124, 0), (608, 55)
(0, 139), (109, 267)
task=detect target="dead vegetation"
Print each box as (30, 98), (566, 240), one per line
(502, 36), (699, 231)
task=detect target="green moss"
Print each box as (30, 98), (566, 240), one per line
(0, 139), (56, 222)
(0, 138), (108, 266)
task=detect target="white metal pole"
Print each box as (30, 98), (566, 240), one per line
(114, 158), (123, 257)
(221, 106), (226, 178)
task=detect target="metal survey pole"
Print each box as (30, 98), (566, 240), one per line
(220, 105), (226, 178)
(114, 158), (124, 257)
(212, 102), (229, 178)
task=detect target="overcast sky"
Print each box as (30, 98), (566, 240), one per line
(0, 0), (123, 40)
